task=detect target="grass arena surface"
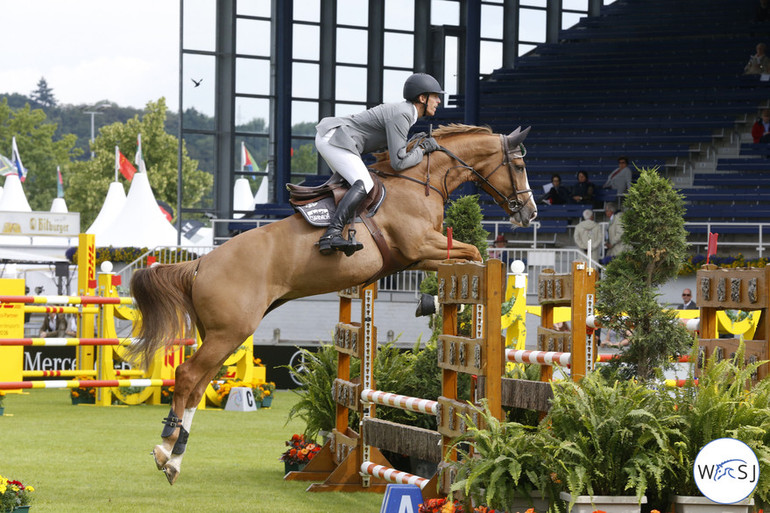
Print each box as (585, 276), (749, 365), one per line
(1, 390), (383, 513)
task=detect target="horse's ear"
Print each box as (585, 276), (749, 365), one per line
(506, 126), (531, 147)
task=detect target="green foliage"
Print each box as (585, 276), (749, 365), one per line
(284, 345), (338, 441)
(540, 371), (683, 508)
(67, 98), (214, 228)
(596, 167), (692, 380)
(447, 402), (550, 512)
(30, 76), (56, 108)
(443, 194), (489, 261)
(619, 167), (688, 286)
(669, 346), (770, 503)
(0, 99), (81, 211)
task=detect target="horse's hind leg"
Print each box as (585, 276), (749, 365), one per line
(153, 330), (248, 485)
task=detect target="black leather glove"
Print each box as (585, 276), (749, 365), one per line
(420, 137), (440, 154)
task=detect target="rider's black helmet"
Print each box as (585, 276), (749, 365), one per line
(403, 73), (445, 102)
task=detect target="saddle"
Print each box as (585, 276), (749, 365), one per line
(287, 172), (405, 285)
(287, 172), (386, 226)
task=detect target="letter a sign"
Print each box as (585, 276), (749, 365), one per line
(379, 484), (423, 513)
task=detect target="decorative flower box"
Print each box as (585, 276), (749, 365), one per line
(261, 396), (273, 408)
(284, 462), (306, 474)
(560, 492), (647, 513)
(671, 494), (754, 512)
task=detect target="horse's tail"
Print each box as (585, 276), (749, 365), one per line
(128, 260), (199, 368)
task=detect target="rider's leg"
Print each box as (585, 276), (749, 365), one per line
(319, 180), (368, 255)
(315, 130), (374, 256)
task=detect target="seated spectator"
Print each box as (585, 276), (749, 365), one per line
(65, 315), (78, 337)
(573, 209), (603, 256)
(744, 42), (770, 74)
(39, 313), (68, 338)
(752, 109), (770, 143)
(570, 170), (596, 206)
(539, 174), (570, 205)
(488, 234), (509, 268)
(602, 156), (633, 197)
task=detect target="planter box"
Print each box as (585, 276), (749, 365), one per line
(671, 494), (754, 512)
(261, 395), (273, 408)
(508, 492), (550, 512)
(560, 491), (646, 513)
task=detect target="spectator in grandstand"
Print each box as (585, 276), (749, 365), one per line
(744, 42), (770, 74)
(39, 312), (68, 338)
(602, 156), (633, 197)
(604, 202), (628, 257)
(539, 174), (570, 205)
(489, 234), (507, 260)
(570, 170), (596, 206)
(752, 109), (770, 143)
(574, 209), (603, 256)
(678, 288), (697, 310)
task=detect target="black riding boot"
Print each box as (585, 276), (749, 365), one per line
(318, 180), (367, 256)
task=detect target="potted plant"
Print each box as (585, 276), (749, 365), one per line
(666, 346), (770, 512)
(70, 377), (96, 405)
(285, 346), (338, 441)
(0, 475), (34, 512)
(279, 434), (321, 474)
(539, 371), (683, 513)
(446, 402), (551, 513)
(259, 382), (276, 408)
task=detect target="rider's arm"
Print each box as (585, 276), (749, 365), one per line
(385, 111), (425, 171)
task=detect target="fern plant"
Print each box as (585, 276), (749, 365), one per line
(669, 345), (770, 504)
(284, 345), (338, 441)
(539, 371), (683, 510)
(446, 402), (552, 512)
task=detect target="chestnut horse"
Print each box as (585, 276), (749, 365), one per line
(129, 124), (537, 484)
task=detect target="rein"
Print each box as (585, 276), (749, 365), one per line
(376, 135), (533, 212)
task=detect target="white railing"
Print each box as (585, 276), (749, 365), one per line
(685, 222), (770, 258)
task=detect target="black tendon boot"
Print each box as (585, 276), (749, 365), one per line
(318, 180), (367, 256)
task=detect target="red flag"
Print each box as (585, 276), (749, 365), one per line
(707, 232), (718, 263)
(118, 150), (136, 181)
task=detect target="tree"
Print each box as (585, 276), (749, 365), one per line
(0, 99), (81, 211)
(595, 167), (693, 380)
(67, 98), (213, 229)
(30, 77), (57, 108)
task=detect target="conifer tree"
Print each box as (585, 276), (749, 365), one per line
(30, 77), (57, 108)
(596, 168), (693, 380)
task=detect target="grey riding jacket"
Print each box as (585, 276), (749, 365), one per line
(316, 101), (426, 171)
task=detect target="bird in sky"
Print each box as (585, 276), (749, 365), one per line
(191, 78), (203, 87)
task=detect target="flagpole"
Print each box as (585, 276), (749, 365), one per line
(114, 146), (119, 182)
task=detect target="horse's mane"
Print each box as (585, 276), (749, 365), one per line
(374, 124), (493, 163)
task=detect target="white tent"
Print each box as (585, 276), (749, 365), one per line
(254, 174), (269, 204)
(96, 173), (178, 248)
(87, 181), (126, 236)
(50, 197), (68, 213)
(0, 174), (31, 212)
(233, 178), (254, 219)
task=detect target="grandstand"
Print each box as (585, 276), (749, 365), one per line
(427, 0), (770, 257)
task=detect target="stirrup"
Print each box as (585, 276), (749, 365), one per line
(335, 229), (363, 257)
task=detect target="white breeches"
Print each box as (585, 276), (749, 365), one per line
(316, 129), (374, 193)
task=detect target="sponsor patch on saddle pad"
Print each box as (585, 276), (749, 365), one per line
(294, 189), (386, 227)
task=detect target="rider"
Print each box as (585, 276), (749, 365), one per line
(314, 73), (445, 256)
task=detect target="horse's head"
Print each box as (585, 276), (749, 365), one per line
(471, 126), (538, 228)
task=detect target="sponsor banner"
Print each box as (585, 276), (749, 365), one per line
(0, 212), (80, 237)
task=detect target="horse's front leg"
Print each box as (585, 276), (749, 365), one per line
(409, 230), (483, 264)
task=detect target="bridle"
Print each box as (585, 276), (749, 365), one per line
(375, 133), (533, 214)
(436, 134), (533, 214)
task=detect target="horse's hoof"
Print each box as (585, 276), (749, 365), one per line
(163, 463), (180, 485)
(152, 445), (170, 470)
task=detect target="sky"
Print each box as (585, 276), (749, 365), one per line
(0, 1), (179, 111)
